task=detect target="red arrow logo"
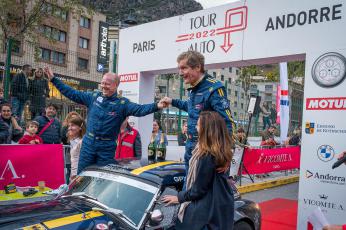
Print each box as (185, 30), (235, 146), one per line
(221, 33), (233, 53)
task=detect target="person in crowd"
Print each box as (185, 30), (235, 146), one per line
(260, 102), (271, 130)
(68, 116), (86, 180)
(152, 119), (168, 146)
(18, 120), (43, 144)
(61, 111), (82, 145)
(0, 103), (23, 144)
(162, 111), (234, 230)
(44, 66), (165, 174)
(34, 103), (61, 144)
(285, 127), (301, 146)
(160, 51), (235, 175)
(115, 117), (142, 159)
(270, 103), (277, 124)
(177, 122), (188, 146)
(29, 68), (49, 119)
(61, 111), (82, 181)
(0, 88), (8, 106)
(235, 127), (250, 148)
(262, 125), (277, 141)
(260, 136), (278, 147)
(261, 125), (278, 147)
(11, 64), (32, 119)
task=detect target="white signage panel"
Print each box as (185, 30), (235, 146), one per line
(298, 49), (346, 229)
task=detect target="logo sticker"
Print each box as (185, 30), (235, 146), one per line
(305, 122), (315, 134)
(317, 145), (335, 162)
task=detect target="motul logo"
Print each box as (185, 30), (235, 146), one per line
(306, 97), (346, 110)
(119, 73), (138, 82)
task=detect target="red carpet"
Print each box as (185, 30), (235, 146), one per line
(259, 198), (298, 230)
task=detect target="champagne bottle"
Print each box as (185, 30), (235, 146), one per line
(156, 133), (167, 162)
(148, 134), (156, 162)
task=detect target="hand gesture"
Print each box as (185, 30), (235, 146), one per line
(43, 66), (54, 80)
(29, 140), (36, 144)
(161, 195), (179, 206)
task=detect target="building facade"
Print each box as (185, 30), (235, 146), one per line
(0, 3), (107, 120)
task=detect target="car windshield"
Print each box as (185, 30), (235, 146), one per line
(67, 170), (159, 228)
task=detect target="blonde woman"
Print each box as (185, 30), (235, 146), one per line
(162, 111), (234, 230)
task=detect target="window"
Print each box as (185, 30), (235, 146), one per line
(241, 93), (244, 99)
(221, 75), (224, 81)
(40, 48), (66, 65)
(241, 103), (244, 109)
(213, 72), (217, 78)
(12, 40), (21, 53)
(43, 3), (67, 20)
(79, 37), (89, 49)
(41, 48), (50, 61)
(229, 67), (232, 73)
(234, 111), (237, 117)
(234, 101), (238, 107)
(236, 69), (240, 75)
(235, 91), (238, 97)
(41, 25), (66, 42)
(228, 89), (231, 95)
(78, 58), (89, 70)
(158, 86), (166, 94)
(265, 85), (273, 91)
(80, 16), (90, 28)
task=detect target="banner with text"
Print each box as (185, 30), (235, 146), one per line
(0, 145), (65, 189)
(242, 146), (300, 174)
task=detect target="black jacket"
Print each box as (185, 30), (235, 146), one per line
(11, 72), (29, 101)
(177, 155), (234, 230)
(0, 116), (23, 144)
(177, 132), (187, 146)
(29, 78), (49, 114)
(34, 116), (61, 144)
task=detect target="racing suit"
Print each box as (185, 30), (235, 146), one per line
(51, 77), (159, 173)
(171, 74), (235, 172)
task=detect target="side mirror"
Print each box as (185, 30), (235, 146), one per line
(150, 209), (164, 225)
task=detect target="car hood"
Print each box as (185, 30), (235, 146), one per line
(0, 198), (114, 229)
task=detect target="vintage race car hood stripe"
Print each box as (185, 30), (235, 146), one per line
(131, 161), (177, 175)
(42, 211), (104, 228)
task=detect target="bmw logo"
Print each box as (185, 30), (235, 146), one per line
(317, 145), (335, 162)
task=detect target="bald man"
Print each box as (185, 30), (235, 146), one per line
(44, 67), (165, 173)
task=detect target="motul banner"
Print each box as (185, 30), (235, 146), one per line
(0, 145), (65, 189)
(242, 146), (300, 174)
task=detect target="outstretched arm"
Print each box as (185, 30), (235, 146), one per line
(44, 66), (93, 106)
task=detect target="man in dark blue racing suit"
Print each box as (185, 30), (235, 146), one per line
(44, 67), (164, 173)
(162, 51), (235, 174)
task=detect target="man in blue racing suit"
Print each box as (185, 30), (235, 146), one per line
(44, 66), (164, 174)
(162, 51), (235, 174)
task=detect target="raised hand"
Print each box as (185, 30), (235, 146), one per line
(43, 66), (54, 80)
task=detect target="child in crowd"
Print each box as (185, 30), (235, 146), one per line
(18, 121), (43, 144)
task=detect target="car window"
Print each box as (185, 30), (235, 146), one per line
(68, 171), (158, 227)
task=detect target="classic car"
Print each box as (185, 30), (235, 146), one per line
(0, 159), (261, 230)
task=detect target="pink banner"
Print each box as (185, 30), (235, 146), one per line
(242, 146), (300, 174)
(0, 144), (65, 189)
